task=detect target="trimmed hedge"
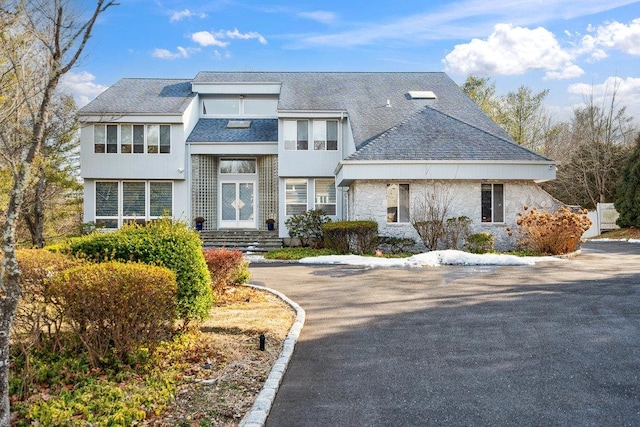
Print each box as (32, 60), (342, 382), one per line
(67, 219), (213, 322)
(323, 220), (378, 254)
(49, 261), (177, 367)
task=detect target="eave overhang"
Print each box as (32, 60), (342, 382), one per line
(334, 160), (557, 187)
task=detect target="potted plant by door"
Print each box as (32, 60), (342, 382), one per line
(266, 218), (275, 231)
(194, 216), (206, 231)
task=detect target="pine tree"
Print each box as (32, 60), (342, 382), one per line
(615, 133), (640, 227)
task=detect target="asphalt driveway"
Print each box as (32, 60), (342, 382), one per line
(249, 241), (640, 426)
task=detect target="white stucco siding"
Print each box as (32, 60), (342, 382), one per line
(347, 180), (561, 251)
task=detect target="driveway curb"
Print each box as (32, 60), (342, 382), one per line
(239, 283), (306, 427)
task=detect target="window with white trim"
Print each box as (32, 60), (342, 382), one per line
(94, 181), (173, 228)
(315, 178), (336, 215)
(93, 124), (171, 154)
(481, 183), (504, 223)
(201, 96), (277, 117)
(313, 120), (338, 151)
(387, 184), (410, 223)
(219, 159), (257, 174)
(285, 179), (308, 215)
(284, 120), (309, 150)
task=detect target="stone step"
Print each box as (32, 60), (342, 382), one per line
(199, 231), (283, 253)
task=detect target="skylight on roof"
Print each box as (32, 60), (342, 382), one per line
(408, 91), (436, 100)
(227, 120), (251, 129)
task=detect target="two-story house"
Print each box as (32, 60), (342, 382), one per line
(79, 72), (558, 250)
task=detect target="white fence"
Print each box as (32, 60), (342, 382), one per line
(583, 203), (619, 238)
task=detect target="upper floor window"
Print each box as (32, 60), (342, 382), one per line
(481, 183), (504, 223)
(387, 183), (410, 223)
(202, 96), (277, 117)
(313, 120), (338, 151)
(284, 120), (309, 151)
(94, 124), (171, 154)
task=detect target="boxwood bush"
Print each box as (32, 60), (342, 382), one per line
(67, 219), (213, 322)
(49, 261), (177, 367)
(323, 220), (378, 254)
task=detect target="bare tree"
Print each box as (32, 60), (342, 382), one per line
(0, 1), (115, 424)
(545, 81), (636, 209)
(410, 181), (455, 250)
(21, 95), (81, 248)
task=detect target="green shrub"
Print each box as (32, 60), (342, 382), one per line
(323, 220), (378, 254)
(465, 232), (495, 254)
(515, 206), (591, 255)
(12, 250), (87, 398)
(49, 261), (177, 367)
(14, 250), (86, 344)
(202, 249), (250, 295)
(285, 209), (331, 247)
(264, 247), (338, 260)
(67, 219), (213, 322)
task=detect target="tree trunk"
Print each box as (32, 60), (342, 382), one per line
(24, 168), (47, 248)
(0, 297), (19, 427)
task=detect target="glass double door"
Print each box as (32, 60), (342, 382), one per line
(220, 181), (255, 228)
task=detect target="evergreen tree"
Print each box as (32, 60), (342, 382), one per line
(615, 133), (640, 227)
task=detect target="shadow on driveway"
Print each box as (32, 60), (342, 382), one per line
(250, 241), (640, 426)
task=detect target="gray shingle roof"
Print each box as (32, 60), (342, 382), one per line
(187, 119), (278, 143)
(346, 106), (550, 161)
(193, 72), (519, 153)
(79, 78), (195, 115)
(81, 72), (551, 163)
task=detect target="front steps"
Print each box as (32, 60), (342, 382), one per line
(199, 230), (284, 253)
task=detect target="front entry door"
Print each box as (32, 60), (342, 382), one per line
(220, 182), (255, 228)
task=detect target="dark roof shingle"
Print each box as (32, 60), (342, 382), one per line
(79, 78), (195, 115)
(187, 119), (278, 143)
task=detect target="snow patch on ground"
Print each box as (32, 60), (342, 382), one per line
(247, 250), (563, 268)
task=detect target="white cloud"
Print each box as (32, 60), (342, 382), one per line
(568, 76), (640, 97)
(170, 9), (206, 22)
(580, 18), (640, 56)
(58, 71), (108, 108)
(225, 28), (267, 44)
(191, 31), (228, 48)
(152, 46), (198, 60)
(293, 0), (638, 48)
(567, 76), (640, 119)
(298, 11), (337, 25)
(443, 24), (582, 80)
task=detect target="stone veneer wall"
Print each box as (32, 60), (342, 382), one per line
(348, 180), (561, 251)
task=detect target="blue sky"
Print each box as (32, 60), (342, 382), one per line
(63, 0), (640, 122)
